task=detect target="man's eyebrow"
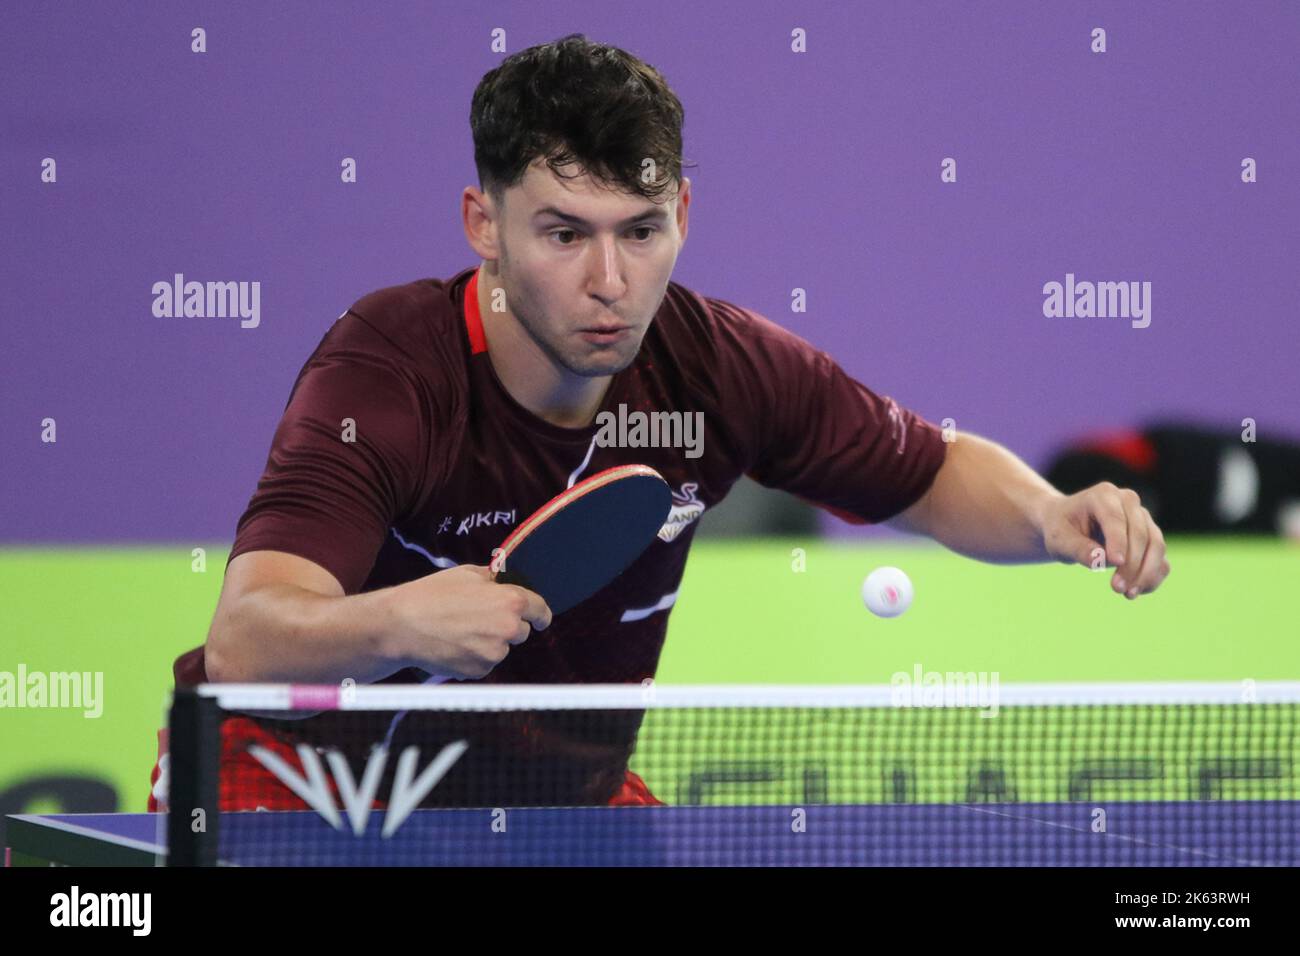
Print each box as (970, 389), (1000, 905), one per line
(531, 206), (670, 228)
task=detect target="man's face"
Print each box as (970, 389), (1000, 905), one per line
(491, 160), (688, 378)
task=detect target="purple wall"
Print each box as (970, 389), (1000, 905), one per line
(3, 1), (1297, 543)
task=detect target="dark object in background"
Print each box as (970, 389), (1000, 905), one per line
(694, 476), (820, 537)
(0, 775), (119, 850)
(1044, 423), (1300, 536)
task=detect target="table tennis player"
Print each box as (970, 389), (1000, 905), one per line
(150, 35), (1169, 813)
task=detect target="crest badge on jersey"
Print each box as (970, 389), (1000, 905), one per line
(657, 482), (705, 542)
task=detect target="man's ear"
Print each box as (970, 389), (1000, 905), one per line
(462, 186), (500, 260)
(675, 177), (691, 244)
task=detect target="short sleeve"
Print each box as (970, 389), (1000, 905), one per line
(228, 332), (432, 594)
(714, 301), (948, 524)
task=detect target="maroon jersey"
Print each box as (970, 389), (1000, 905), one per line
(172, 266), (947, 805)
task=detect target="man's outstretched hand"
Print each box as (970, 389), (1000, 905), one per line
(1038, 481), (1171, 599)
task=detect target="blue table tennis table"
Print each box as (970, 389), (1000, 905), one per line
(7, 801), (1297, 866)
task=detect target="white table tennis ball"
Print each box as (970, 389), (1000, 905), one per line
(862, 566), (913, 618)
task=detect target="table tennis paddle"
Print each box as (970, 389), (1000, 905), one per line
(409, 464), (672, 688)
(490, 463), (671, 614)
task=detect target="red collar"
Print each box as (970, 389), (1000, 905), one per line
(463, 268), (488, 355)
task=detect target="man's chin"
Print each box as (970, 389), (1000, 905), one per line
(561, 349), (638, 378)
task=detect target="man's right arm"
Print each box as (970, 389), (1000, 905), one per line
(204, 550), (551, 685)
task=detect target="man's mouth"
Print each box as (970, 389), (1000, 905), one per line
(578, 324), (631, 345)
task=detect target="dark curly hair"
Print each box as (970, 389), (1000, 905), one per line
(471, 34), (690, 206)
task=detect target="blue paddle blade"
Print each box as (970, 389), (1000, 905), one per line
(495, 467), (672, 614)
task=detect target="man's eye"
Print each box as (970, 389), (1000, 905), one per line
(549, 227), (656, 244)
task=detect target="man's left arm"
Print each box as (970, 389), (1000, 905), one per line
(888, 432), (1170, 599)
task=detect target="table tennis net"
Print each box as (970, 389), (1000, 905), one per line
(164, 682), (1299, 865)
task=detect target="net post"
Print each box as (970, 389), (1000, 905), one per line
(167, 686), (221, 866)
